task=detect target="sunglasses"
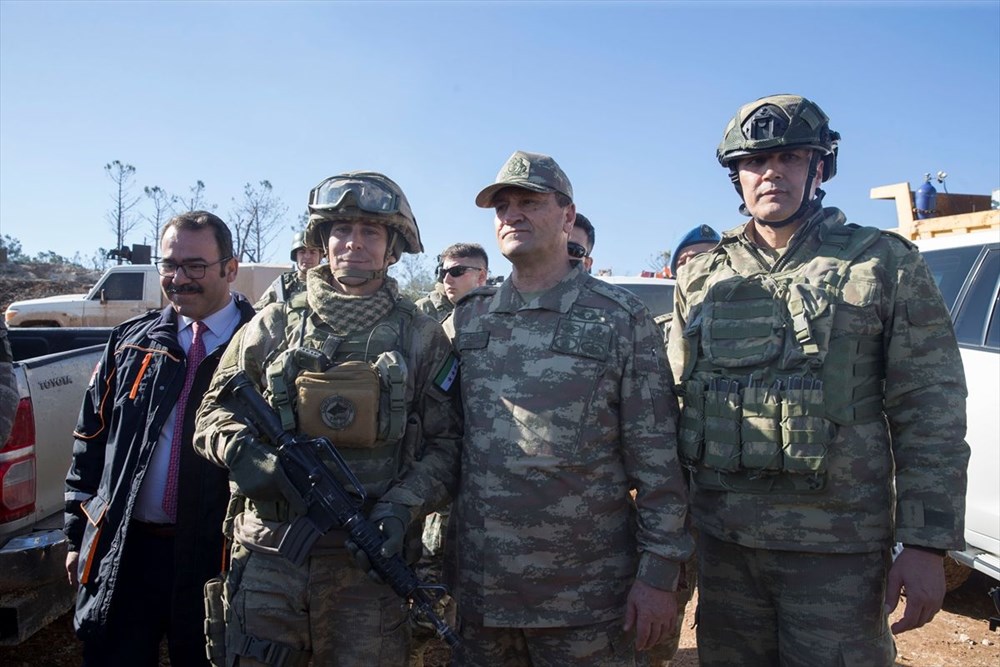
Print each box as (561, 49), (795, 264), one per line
(567, 242), (589, 259)
(438, 265), (484, 280)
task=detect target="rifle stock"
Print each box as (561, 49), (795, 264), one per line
(218, 370), (460, 649)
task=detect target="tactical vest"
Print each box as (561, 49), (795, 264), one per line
(265, 291), (417, 500)
(676, 223), (885, 494)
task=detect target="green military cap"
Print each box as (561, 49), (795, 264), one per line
(475, 150), (573, 208)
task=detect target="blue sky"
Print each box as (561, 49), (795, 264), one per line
(1, 0), (998, 277)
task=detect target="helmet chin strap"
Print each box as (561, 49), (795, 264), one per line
(333, 267), (387, 284)
(733, 152), (825, 228)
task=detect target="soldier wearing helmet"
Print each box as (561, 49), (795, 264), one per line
(668, 95), (969, 665)
(194, 171), (462, 666)
(254, 230), (325, 309)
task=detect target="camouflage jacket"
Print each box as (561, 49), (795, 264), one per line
(414, 284), (454, 322)
(448, 266), (692, 628)
(668, 207), (969, 553)
(253, 270), (307, 310)
(194, 268), (463, 552)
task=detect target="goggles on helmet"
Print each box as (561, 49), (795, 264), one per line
(308, 177), (401, 214)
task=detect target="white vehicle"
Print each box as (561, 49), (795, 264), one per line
(596, 275), (676, 319)
(917, 230), (1000, 585)
(4, 263), (287, 328)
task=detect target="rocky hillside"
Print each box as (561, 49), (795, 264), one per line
(0, 261), (102, 314)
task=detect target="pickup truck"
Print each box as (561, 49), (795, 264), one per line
(0, 328), (110, 644)
(4, 262), (287, 327)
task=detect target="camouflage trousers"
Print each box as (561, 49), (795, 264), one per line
(453, 617), (648, 667)
(696, 532), (896, 666)
(408, 508), (456, 667)
(227, 545), (410, 666)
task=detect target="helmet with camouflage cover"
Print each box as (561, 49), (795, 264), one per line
(718, 94), (839, 180)
(289, 230), (322, 262)
(306, 171), (424, 283)
(718, 94), (840, 226)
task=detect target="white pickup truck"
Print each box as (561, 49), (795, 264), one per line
(0, 329), (110, 644)
(4, 263), (286, 328)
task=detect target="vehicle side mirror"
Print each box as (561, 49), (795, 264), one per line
(100, 289), (107, 305)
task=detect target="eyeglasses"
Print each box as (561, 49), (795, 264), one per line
(308, 177), (400, 214)
(438, 265), (484, 280)
(155, 257), (231, 279)
(567, 242), (589, 259)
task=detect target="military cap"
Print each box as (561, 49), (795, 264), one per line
(475, 150), (573, 208)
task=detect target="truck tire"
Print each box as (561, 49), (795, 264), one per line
(944, 555), (972, 592)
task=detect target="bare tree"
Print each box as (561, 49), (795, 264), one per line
(389, 254), (435, 301)
(646, 249), (671, 275)
(143, 185), (176, 248)
(104, 160), (141, 264)
(230, 180), (288, 262)
(173, 180), (216, 214)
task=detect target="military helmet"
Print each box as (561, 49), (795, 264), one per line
(717, 94), (840, 182)
(289, 230), (318, 262)
(305, 171), (424, 258)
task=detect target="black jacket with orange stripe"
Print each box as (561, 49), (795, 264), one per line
(64, 294), (256, 643)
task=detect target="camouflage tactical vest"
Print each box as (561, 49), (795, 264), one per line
(676, 223), (885, 494)
(265, 291), (417, 499)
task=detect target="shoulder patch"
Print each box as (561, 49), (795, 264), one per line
(432, 352), (460, 393)
(589, 280), (645, 316)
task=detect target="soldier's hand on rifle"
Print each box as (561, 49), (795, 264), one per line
(346, 502), (410, 584)
(225, 429), (306, 515)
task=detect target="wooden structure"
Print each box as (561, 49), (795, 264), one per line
(870, 182), (999, 240)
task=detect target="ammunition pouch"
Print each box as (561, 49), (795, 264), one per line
(295, 363), (380, 447)
(203, 576), (226, 667)
(680, 376), (836, 493)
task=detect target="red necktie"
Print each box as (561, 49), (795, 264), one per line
(162, 321), (207, 522)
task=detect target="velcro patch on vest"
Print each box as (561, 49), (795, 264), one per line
(433, 352), (460, 393)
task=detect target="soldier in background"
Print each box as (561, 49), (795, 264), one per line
(646, 224), (720, 667)
(410, 242), (488, 666)
(669, 94), (969, 665)
(447, 150), (693, 665)
(254, 230), (324, 308)
(414, 242), (489, 322)
(568, 212), (595, 274)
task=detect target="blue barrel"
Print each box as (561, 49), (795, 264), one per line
(915, 179), (937, 219)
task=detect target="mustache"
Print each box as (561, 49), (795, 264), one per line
(166, 285), (203, 295)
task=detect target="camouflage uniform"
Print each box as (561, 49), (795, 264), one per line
(668, 207), (969, 665)
(448, 266), (693, 664)
(255, 270), (308, 310)
(414, 283), (454, 322)
(194, 266), (462, 667)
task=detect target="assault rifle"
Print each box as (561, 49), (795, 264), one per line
(218, 370), (460, 649)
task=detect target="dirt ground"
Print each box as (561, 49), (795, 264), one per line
(2, 570), (996, 666)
